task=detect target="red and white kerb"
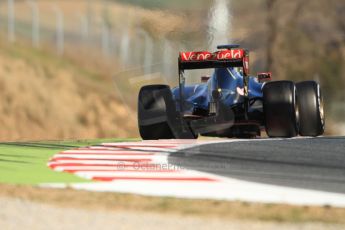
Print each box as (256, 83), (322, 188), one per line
(48, 140), (218, 182)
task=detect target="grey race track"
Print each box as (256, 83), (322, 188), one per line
(168, 137), (345, 194)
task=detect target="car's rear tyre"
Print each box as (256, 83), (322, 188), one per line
(296, 81), (325, 136)
(138, 85), (175, 140)
(263, 81), (299, 137)
(139, 122), (174, 140)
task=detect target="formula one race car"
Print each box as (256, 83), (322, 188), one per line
(138, 44), (325, 139)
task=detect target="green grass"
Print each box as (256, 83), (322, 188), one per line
(0, 139), (137, 185)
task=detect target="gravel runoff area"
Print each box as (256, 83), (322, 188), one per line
(0, 196), (344, 230)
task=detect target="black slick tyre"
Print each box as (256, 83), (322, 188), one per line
(296, 81), (325, 136)
(138, 85), (175, 140)
(263, 81), (299, 137)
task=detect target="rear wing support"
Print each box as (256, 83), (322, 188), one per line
(178, 67), (186, 116)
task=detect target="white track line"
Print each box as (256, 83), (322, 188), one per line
(54, 154), (164, 160)
(62, 150), (156, 155)
(43, 179), (345, 207)
(74, 171), (214, 180)
(51, 166), (166, 171)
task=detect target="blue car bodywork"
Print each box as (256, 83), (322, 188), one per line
(172, 67), (264, 115)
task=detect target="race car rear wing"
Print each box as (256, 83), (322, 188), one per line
(178, 49), (249, 75)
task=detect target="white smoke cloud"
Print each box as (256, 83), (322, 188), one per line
(208, 0), (232, 50)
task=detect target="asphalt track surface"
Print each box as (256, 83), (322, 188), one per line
(169, 137), (345, 194)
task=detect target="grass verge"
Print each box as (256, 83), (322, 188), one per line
(0, 139), (137, 184)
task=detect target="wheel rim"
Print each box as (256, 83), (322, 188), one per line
(294, 86), (300, 132)
(317, 84), (325, 128)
